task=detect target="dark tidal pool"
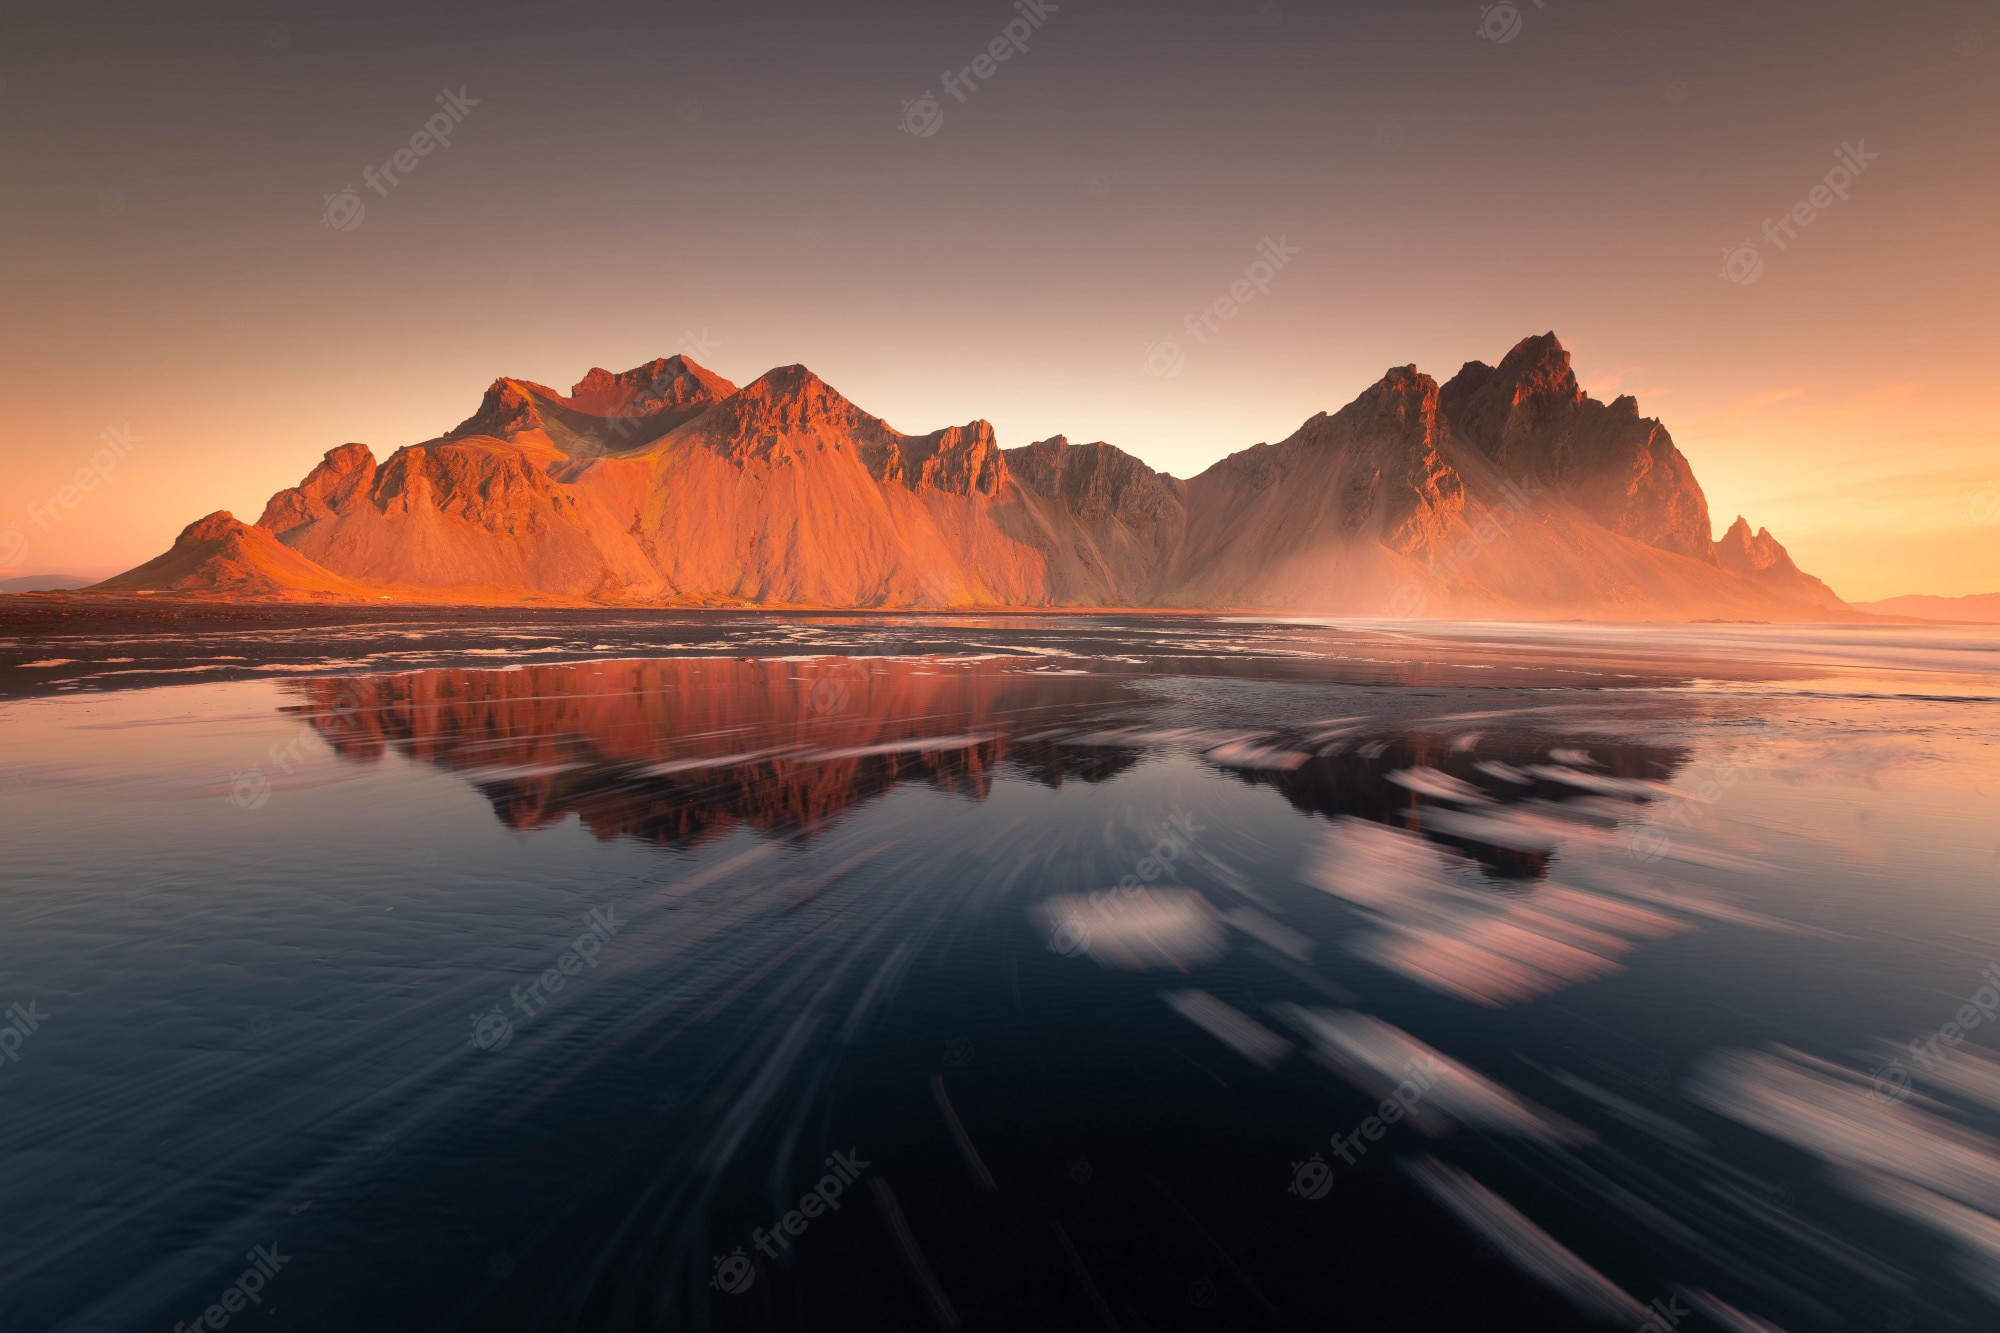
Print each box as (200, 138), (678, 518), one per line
(4, 615), (1999, 1332)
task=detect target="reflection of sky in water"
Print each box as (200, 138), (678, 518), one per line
(2, 620), (1999, 1330)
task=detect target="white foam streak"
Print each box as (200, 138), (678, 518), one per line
(1388, 766), (1495, 804)
(1223, 906), (1313, 960)
(1841, 1170), (2000, 1302)
(1277, 1006), (1593, 1145)
(1680, 1287), (1792, 1333)
(1525, 763), (1703, 803)
(1405, 1157), (1646, 1323)
(1691, 1047), (2000, 1218)
(1031, 889), (1228, 972)
(1304, 818), (1689, 1005)
(1161, 990), (1293, 1070)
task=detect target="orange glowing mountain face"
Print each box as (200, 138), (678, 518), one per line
(101, 336), (1854, 618)
(92, 511), (379, 600)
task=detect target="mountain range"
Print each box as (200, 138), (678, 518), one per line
(95, 333), (1852, 619)
(1846, 591), (2000, 623)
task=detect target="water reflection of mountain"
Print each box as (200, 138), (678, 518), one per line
(1222, 731), (1692, 878)
(284, 658), (1145, 848)
(282, 657), (1694, 866)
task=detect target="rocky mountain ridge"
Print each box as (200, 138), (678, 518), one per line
(97, 335), (1853, 619)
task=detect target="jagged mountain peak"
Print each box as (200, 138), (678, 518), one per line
(1494, 331), (1580, 396)
(181, 510), (244, 541)
(1330, 364), (1441, 439)
(566, 356), (735, 418)
(1440, 332), (1584, 452)
(449, 357), (735, 448)
(693, 364), (884, 448)
(107, 334), (1851, 620)
(1007, 434), (1182, 519)
(1437, 332), (1713, 561)
(1713, 515), (1843, 608)
(1715, 515), (1789, 572)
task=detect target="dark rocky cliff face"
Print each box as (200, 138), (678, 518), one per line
(1441, 333), (1716, 562)
(1713, 516), (1844, 609)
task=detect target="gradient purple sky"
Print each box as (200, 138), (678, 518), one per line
(2, 0), (1995, 598)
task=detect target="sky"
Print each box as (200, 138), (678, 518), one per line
(1, 0), (1995, 600)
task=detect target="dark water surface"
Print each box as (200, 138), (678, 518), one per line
(4, 615), (2000, 1331)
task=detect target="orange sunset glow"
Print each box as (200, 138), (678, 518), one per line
(2, 2), (1994, 611)
(9, 9), (2000, 1330)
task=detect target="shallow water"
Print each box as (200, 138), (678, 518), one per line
(3, 616), (1999, 1331)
